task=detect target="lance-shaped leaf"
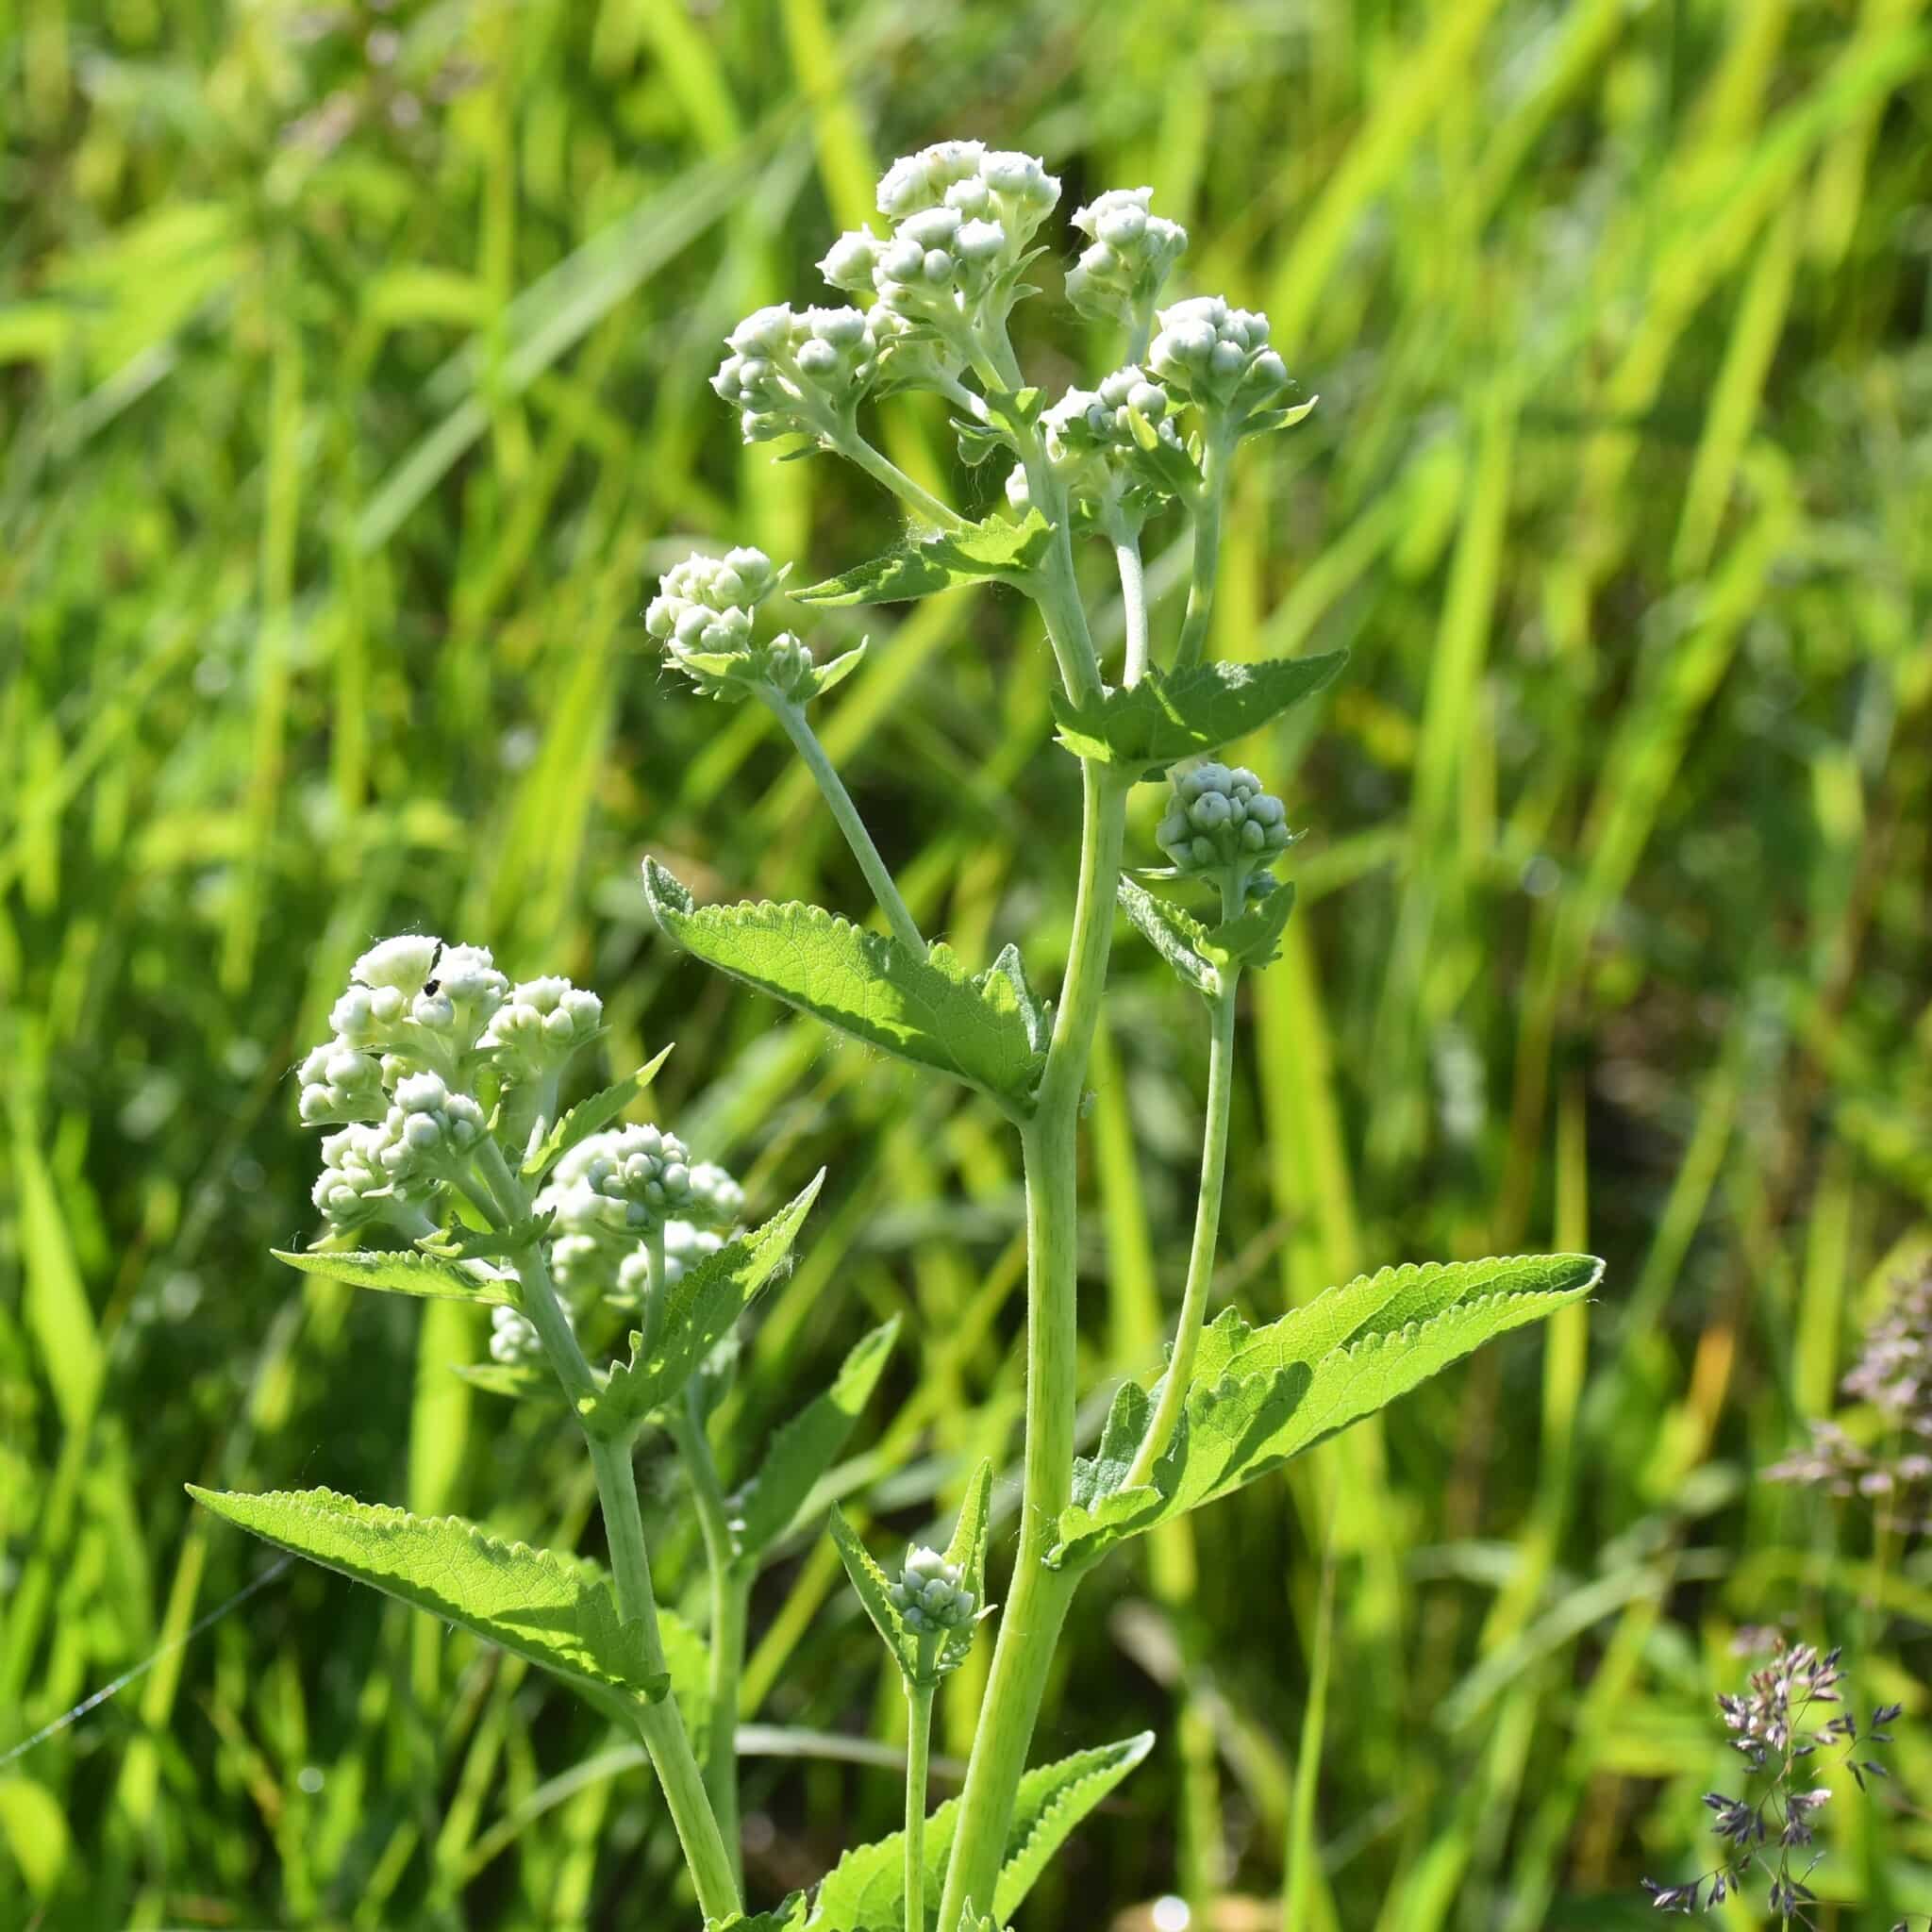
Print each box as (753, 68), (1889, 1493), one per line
(1208, 880), (1296, 972)
(643, 862), (1045, 1115)
(188, 1485), (667, 1707)
(793, 509), (1053, 607)
(272, 1245), (515, 1306)
(808, 1730), (1153, 1930)
(522, 1045), (674, 1180)
(824, 1459), (993, 1689)
(1050, 652), (1347, 772)
(1117, 875), (1224, 997)
(1047, 1253), (1603, 1569)
(595, 1174), (824, 1434)
(729, 1318), (900, 1563)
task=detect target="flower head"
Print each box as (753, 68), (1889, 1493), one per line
(297, 1040), (387, 1125)
(1149, 295), (1290, 417)
(478, 975), (605, 1080)
(890, 1545), (976, 1635)
(711, 306), (879, 444)
(1157, 763), (1295, 908)
(1066, 188), (1188, 332)
(1008, 366), (1187, 525)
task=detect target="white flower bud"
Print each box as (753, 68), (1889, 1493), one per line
(312, 1120), (419, 1228)
(297, 1039), (387, 1124)
(408, 942), (508, 1053)
(478, 975), (605, 1079)
(876, 141), (987, 219)
(376, 1072), (488, 1189)
(1066, 188), (1188, 329)
(353, 934), (441, 993)
(819, 227), (884, 293)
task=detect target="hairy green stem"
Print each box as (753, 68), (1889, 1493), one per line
(671, 1393), (745, 1882)
(905, 1677), (936, 1932)
(1122, 974), (1240, 1491)
(937, 760), (1128, 1932)
(836, 430), (971, 535)
(762, 691), (925, 955)
(1174, 432), (1232, 671)
(477, 1140), (741, 1922)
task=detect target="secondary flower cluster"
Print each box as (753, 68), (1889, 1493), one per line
(1007, 366), (1187, 529)
(1065, 188), (1188, 336)
(295, 936), (744, 1377)
(891, 1546), (976, 1636)
(1157, 763), (1295, 906)
(644, 544), (823, 705)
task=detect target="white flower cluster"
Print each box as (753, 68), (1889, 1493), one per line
(1149, 296), (1290, 418)
(1157, 764), (1294, 889)
(644, 545), (823, 705)
(297, 936), (606, 1232)
(891, 1546), (976, 1635)
(1007, 365), (1185, 526)
(711, 305), (879, 446)
(1065, 188), (1188, 334)
(815, 142), (1059, 366)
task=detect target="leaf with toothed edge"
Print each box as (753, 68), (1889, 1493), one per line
(595, 1174), (825, 1435)
(1209, 879), (1296, 970)
(643, 860), (1045, 1113)
(706, 1895), (808, 1932)
(1116, 875), (1223, 996)
(521, 1045), (675, 1180)
(272, 1245), (516, 1306)
(1047, 1254), (1604, 1570)
(792, 509), (1054, 607)
(1050, 652), (1348, 772)
(188, 1485), (668, 1707)
(805, 1731), (1154, 1930)
(729, 1317), (900, 1562)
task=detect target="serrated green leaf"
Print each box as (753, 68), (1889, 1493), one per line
(188, 1485), (667, 1707)
(643, 862), (1045, 1114)
(1208, 880), (1296, 970)
(729, 1318), (899, 1561)
(272, 1245), (515, 1306)
(595, 1175), (824, 1433)
(983, 943), (1053, 1054)
(420, 1217), (554, 1262)
(707, 1893), (808, 1932)
(933, 1457), (995, 1680)
(807, 1733), (1153, 1931)
(792, 509), (1053, 607)
(522, 1045), (674, 1179)
(1242, 395), (1320, 438)
(1116, 876), (1223, 996)
(1050, 652), (1348, 771)
(825, 1506), (924, 1683)
(808, 641), (868, 699)
(1048, 1254), (1603, 1569)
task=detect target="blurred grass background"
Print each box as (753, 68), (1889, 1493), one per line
(4, 0), (1932, 1925)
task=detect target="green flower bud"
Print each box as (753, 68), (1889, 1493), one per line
(1009, 367), (1186, 525)
(1066, 188), (1188, 329)
(1156, 763), (1296, 905)
(1149, 296), (1291, 417)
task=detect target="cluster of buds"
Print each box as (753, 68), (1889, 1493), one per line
(816, 142), (1059, 358)
(490, 1301), (556, 1367)
(378, 1073), (488, 1190)
(477, 976), (604, 1081)
(645, 545), (827, 705)
(1149, 296), (1291, 424)
(1008, 365), (1186, 527)
(1157, 763), (1295, 903)
(325, 935), (509, 1073)
(1065, 188), (1188, 336)
(891, 1546), (976, 1636)
(539, 1126), (743, 1252)
(296, 1040), (386, 1125)
(312, 1121), (425, 1231)
(711, 305), (879, 446)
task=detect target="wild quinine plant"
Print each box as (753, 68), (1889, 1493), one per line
(195, 139), (1605, 1930)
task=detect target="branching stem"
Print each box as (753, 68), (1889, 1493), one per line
(835, 430), (972, 536)
(762, 691), (925, 955)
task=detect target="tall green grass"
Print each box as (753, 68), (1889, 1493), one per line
(3, 0), (1930, 1925)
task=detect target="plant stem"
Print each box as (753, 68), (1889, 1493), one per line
(936, 760), (1128, 1932)
(762, 691), (926, 956)
(835, 431), (971, 535)
(479, 1139), (741, 1923)
(670, 1392), (745, 1882)
(905, 1677), (936, 1932)
(1108, 514), (1150, 688)
(1174, 432), (1231, 671)
(1123, 971), (1240, 1492)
